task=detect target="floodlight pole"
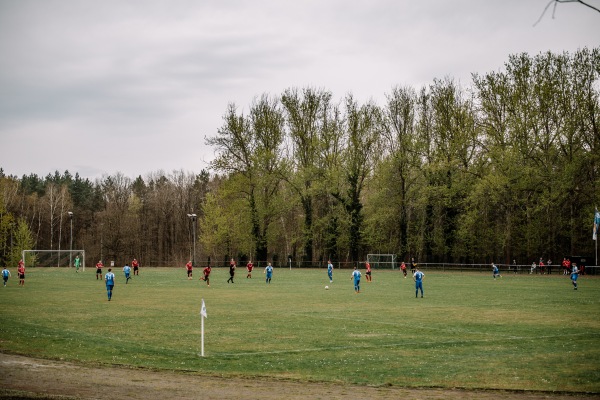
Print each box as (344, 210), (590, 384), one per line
(68, 212), (73, 267)
(187, 213), (197, 267)
(100, 223), (104, 262)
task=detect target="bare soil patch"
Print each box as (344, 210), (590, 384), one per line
(0, 353), (596, 400)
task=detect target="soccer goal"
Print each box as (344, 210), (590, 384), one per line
(366, 254), (397, 269)
(22, 250), (86, 270)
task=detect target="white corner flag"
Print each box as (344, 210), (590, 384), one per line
(200, 298), (207, 357)
(201, 298), (207, 318)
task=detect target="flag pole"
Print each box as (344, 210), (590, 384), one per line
(200, 298), (207, 357)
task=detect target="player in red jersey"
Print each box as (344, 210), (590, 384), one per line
(400, 261), (407, 278)
(96, 260), (104, 280)
(201, 265), (211, 286)
(365, 261), (372, 282)
(131, 258), (139, 275)
(17, 260), (25, 286)
(186, 260), (193, 280)
(246, 260), (254, 278)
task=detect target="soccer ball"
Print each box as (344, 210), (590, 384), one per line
(325, 285), (329, 290)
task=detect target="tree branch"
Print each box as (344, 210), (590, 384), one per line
(534, 0), (600, 27)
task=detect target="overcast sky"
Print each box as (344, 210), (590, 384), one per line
(0, 0), (598, 181)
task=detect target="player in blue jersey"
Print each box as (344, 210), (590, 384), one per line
(327, 260), (333, 283)
(570, 264), (579, 290)
(351, 266), (361, 293)
(264, 263), (273, 283)
(2, 266), (11, 287)
(105, 268), (115, 301)
(413, 267), (424, 298)
(123, 263), (132, 284)
(492, 263), (501, 279)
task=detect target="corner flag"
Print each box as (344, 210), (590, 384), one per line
(200, 298), (207, 357)
(201, 298), (207, 318)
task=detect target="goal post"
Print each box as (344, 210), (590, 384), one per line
(22, 250), (86, 270)
(366, 254), (397, 269)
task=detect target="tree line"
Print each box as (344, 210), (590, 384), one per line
(1, 48), (598, 268)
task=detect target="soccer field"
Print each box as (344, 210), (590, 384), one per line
(0, 267), (598, 393)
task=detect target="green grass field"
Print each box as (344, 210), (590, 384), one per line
(1, 267), (599, 393)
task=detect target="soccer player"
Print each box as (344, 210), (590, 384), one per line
(411, 258), (417, 274)
(327, 260), (333, 283)
(74, 255), (81, 272)
(246, 260), (254, 279)
(400, 261), (407, 278)
(123, 263), (132, 284)
(132, 258), (139, 275)
(227, 258), (236, 283)
(17, 260), (25, 286)
(265, 262), (273, 284)
(2, 266), (11, 287)
(202, 265), (211, 287)
(105, 268), (115, 301)
(562, 258), (569, 275)
(96, 260), (104, 280)
(365, 261), (372, 282)
(186, 260), (193, 280)
(351, 266), (361, 293)
(413, 267), (424, 298)
(570, 264), (579, 290)
(492, 263), (501, 279)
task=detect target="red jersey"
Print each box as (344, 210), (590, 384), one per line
(96, 262), (104, 269)
(366, 262), (371, 272)
(401, 262), (406, 270)
(132, 259), (139, 268)
(203, 266), (211, 277)
(247, 262), (254, 272)
(18, 265), (25, 275)
(186, 262), (193, 271)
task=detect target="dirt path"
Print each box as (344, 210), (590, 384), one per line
(0, 353), (596, 400)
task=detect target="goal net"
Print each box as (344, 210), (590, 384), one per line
(366, 254), (397, 269)
(21, 250), (86, 270)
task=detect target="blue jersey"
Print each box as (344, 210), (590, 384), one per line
(414, 271), (424, 283)
(265, 266), (273, 277)
(352, 270), (361, 281)
(327, 263), (333, 273)
(571, 268), (579, 281)
(123, 266), (131, 275)
(1, 269), (9, 278)
(105, 272), (115, 286)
